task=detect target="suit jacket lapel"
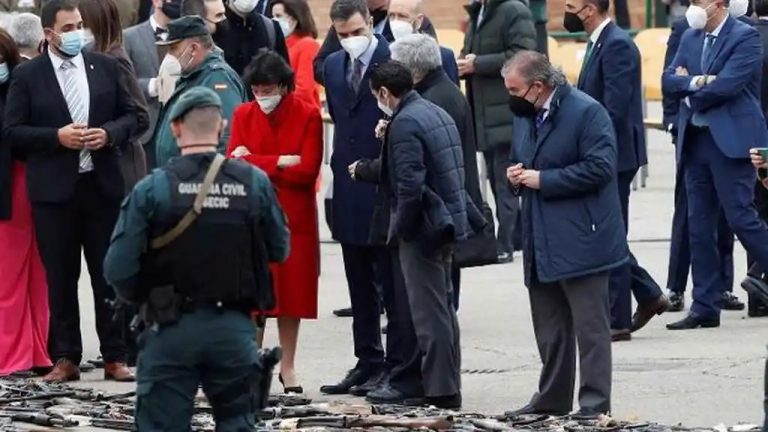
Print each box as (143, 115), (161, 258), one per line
(40, 51), (73, 122)
(578, 22), (612, 89)
(705, 16), (734, 73)
(83, 53), (97, 124)
(352, 36), (389, 106)
(532, 85), (570, 161)
(140, 20), (160, 72)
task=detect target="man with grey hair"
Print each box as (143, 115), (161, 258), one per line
(502, 50), (627, 419)
(386, 0), (459, 84)
(390, 33), (483, 311)
(8, 12), (43, 60)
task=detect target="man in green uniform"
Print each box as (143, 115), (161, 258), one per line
(104, 87), (290, 431)
(153, 15), (246, 166)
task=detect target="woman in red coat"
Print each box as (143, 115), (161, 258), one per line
(228, 51), (322, 393)
(270, 0), (321, 110)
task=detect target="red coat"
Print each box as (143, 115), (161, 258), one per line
(227, 94), (323, 319)
(286, 34), (321, 110)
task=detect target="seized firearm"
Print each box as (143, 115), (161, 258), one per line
(288, 414), (455, 430)
(0, 411), (79, 427)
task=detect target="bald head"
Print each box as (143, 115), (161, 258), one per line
(388, 0), (424, 32)
(171, 106), (225, 153)
(389, 0), (422, 14)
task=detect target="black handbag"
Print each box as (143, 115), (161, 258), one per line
(453, 201), (499, 268)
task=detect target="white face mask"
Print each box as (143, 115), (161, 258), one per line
(389, 19), (415, 40)
(276, 17), (296, 37)
(82, 28), (95, 46)
(730, 0), (749, 17)
(686, 4), (712, 30)
(231, 0), (258, 14)
(376, 91), (394, 117)
(159, 52), (182, 76)
(340, 35), (371, 60)
(257, 94), (282, 114)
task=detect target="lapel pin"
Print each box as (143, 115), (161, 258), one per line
(90, 64), (94, 70)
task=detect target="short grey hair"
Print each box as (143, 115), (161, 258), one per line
(501, 50), (567, 88)
(390, 34), (442, 80)
(8, 13), (43, 50)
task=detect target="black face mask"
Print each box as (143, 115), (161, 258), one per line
(371, 8), (388, 25)
(214, 18), (230, 34)
(563, 7), (586, 33)
(161, 0), (182, 20)
(508, 85), (539, 118)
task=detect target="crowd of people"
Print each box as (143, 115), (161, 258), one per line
(0, 0), (767, 427)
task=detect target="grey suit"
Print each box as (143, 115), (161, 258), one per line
(123, 20), (160, 168)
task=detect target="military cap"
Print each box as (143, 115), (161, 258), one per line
(168, 86), (223, 122)
(156, 15), (208, 46)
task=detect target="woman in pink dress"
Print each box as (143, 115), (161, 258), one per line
(0, 28), (51, 376)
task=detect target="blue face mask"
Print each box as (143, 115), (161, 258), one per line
(0, 63), (9, 84)
(56, 29), (84, 57)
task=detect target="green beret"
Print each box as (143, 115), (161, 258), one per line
(168, 86), (223, 122)
(157, 15), (208, 46)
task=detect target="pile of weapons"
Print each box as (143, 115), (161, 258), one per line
(0, 377), (762, 431)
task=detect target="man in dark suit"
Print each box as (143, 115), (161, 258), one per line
(386, 0), (460, 86)
(566, 0), (669, 341)
(663, 0), (768, 329)
(504, 50), (626, 419)
(313, 0), (439, 85)
(663, 13), (744, 313)
(123, 0), (180, 170)
(4, 0), (139, 382)
(320, 0), (392, 396)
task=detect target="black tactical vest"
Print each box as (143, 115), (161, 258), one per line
(145, 154), (262, 307)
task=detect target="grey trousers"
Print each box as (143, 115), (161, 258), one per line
(398, 241), (461, 397)
(528, 272), (612, 414)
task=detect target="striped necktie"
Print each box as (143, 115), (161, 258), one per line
(61, 60), (92, 173)
(349, 59), (364, 93)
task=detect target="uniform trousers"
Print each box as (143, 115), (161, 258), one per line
(683, 128), (768, 319)
(135, 309), (259, 432)
(527, 272), (612, 414)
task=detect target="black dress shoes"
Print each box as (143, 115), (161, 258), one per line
(403, 393), (462, 409)
(349, 370), (387, 397)
(366, 384), (420, 404)
(504, 404), (569, 418)
(668, 291), (685, 312)
(741, 275), (768, 305)
(569, 409), (605, 420)
(666, 314), (720, 330)
(320, 368), (375, 395)
(719, 292), (745, 311)
(332, 307), (354, 317)
(749, 301), (768, 317)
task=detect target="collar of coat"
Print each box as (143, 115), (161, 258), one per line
(391, 90), (421, 118)
(181, 51), (226, 79)
(415, 68), (448, 94)
(540, 83), (572, 123)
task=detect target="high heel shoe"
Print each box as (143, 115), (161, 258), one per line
(279, 373), (304, 394)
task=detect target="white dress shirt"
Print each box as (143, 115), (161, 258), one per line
(590, 18), (612, 45)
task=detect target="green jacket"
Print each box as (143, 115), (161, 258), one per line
(462, 0), (536, 152)
(153, 52), (247, 167)
(104, 153), (290, 302)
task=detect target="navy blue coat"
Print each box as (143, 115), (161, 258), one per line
(384, 91), (470, 246)
(577, 21), (647, 174)
(323, 35), (390, 246)
(511, 85), (629, 285)
(663, 16), (768, 161)
(439, 46), (460, 86)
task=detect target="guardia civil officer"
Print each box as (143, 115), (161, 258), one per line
(104, 87), (290, 431)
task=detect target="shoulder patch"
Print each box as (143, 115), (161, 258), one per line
(214, 83), (229, 91)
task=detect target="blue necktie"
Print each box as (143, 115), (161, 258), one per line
(701, 34), (716, 73)
(536, 109), (547, 129)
